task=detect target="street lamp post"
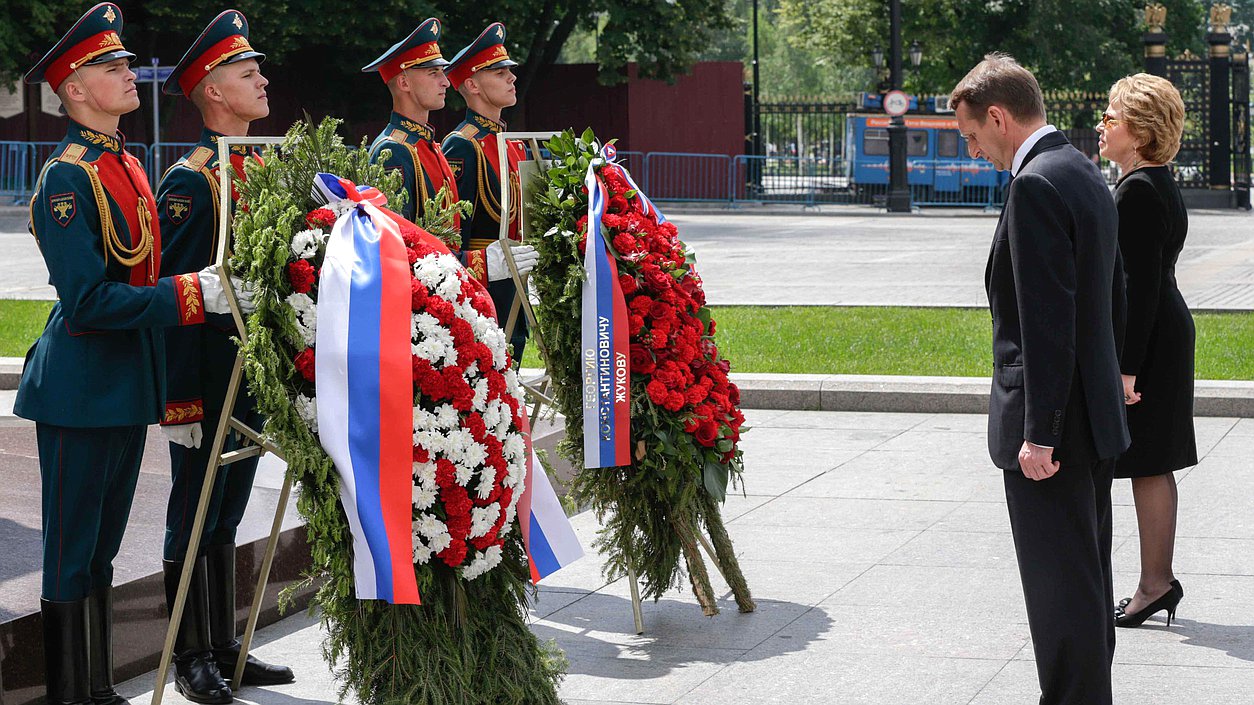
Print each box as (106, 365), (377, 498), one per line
(886, 0), (912, 212)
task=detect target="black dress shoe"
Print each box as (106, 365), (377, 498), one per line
(214, 640), (296, 686)
(1115, 582), (1183, 628)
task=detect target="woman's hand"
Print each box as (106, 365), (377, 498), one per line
(1122, 374), (1141, 405)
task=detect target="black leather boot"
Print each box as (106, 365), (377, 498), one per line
(163, 558), (232, 704)
(205, 543), (295, 686)
(41, 597), (92, 705)
(86, 585), (130, 705)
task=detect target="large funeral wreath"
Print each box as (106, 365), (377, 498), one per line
(230, 117), (564, 704)
(528, 129), (755, 616)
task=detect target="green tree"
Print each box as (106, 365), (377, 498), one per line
(776, 0), (1218, 95)
(0, 0), (733, 111)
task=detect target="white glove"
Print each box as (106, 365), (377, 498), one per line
(486, 242), (539, 282)
(198, 267), (256, 315)
(163, 422), (203, 449)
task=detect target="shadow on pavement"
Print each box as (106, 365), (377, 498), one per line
(531, 591), (832, 681)
(1168, 618), (1254, 664)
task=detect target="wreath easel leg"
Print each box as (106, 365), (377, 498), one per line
(700, 494), (755, 613)
(674, 516), (719, 616)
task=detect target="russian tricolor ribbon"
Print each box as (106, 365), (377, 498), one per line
(516, 412), (584, 583)
(581, 148), (632, 469)
(314, 173), (421, 605)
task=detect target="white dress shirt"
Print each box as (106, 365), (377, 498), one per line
(1010, 124), (1057, 176)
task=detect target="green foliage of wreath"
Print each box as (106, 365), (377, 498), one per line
(229, 117), (564, 704)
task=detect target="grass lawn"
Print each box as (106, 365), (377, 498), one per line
(4, 300), (1251, 380)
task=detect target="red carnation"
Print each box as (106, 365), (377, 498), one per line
(646, 380), (669, 405)
(413, 446), (430, 463)
(663, 391), (686, 412)
(305, 208), (336, 229)
(294, 347), (316, 382)
(287, 259), (316, 294)
(629, 296), (654, 315)
(619, 274), (638, 294)
(438, 540), (468, 568)
(411, 279), (429, 309)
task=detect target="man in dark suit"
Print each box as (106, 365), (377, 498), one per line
(952, 53), (1130, 705)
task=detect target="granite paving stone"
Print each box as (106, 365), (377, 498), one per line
(86, 409), (1254, 705)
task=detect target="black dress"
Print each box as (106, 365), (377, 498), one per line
(1113, 166), (1198, 478)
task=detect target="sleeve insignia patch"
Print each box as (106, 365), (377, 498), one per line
(167, 194), (192, 224)
(448, 157), (464, 179)
(50, 193), (76, 227)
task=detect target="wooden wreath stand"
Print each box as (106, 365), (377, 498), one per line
(495, 133), (742, 634)
(152, 136), (289, 705)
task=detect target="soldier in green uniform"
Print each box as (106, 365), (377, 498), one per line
(442, 22), (538, 360)
(362, 18), (461, 225)
(18, 4), (252, 704)
(156, 10), (294, 702)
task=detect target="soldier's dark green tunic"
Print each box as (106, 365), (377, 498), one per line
(442, 109), (528, 358)
(369, 111), (461, 224)
(156, 128), (263, 561)
(16, 121), (207, 599)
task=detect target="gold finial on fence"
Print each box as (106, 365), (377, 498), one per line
(1145, 4), (1167, 33)
(1209, 3), (1232, 33)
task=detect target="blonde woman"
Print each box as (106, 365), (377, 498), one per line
(1097, 73), (1196, 628)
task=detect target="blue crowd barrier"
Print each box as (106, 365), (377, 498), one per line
(1, 142), (35, 205)
(642, 152), (732, 203)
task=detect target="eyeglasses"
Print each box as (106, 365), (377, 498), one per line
(1099, 113), (1121, 128)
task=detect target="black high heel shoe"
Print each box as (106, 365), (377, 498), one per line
(1114, 581), (1183, 628)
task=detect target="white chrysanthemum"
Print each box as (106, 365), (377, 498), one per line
(413, 430), (446, 456)
(471, 378), (489, 412)
(290, 229), (320, 259)
(286, 293), (317, 346)
(454, 462), (475, 487)
(411, 484), (437, 511)
(460, 544), (502, 580)
(413, 256), (447, 289)
(469, 505), (499, 539)
(502, 433), (525, 462)
(442, 428), (476, 464)
(294, 393), (318, 434)
(482, 400), (503, 432)
(475, 466), (497, 500)
(412, 531), (433, 565)
(413, 460), (437, 487)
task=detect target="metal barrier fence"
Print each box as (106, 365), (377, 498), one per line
(642, 152), (732, 202)
(3, 140), (165, 204)
(2, 142), (1004, 209)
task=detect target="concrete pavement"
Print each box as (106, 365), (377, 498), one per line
(4, 209), (1253, 309)
(108, 408), (1254, 705)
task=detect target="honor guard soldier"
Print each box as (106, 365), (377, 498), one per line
(362, 18), (460, 224)
(442, 22), (539, 360)
(17, 5), (252, 704)
(156, 10), (294, 702)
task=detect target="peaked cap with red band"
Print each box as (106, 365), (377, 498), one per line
(445, 22), (519, 90)
(362, 17), (450, 83)
(24, 3), (136, 92)
(163, 9), (266, 97)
